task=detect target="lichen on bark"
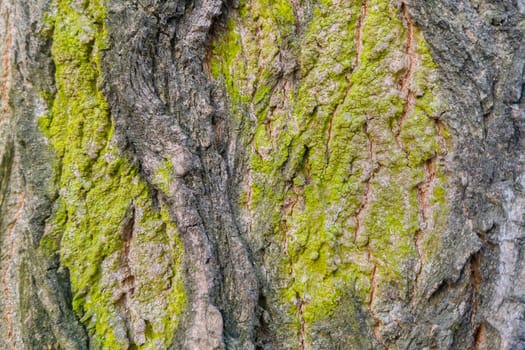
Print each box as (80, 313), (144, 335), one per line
(2, 0), (524, 348)
(37, 0), (186, 348)
(211, 0), (450, 347)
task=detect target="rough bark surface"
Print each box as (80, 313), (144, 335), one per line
(0, 0), (524, 349)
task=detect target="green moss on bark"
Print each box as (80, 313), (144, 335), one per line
(212, 0), (450, 347)
(38, 1), (186, 348)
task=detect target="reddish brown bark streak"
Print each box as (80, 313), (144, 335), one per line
(354, 0), (368, 68)
(0, 17), (12, 122)
(395, 4), (418, 152)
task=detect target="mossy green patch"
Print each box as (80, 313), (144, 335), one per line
(153, 160), (174, 194)
(39, 1), (186, 348)
(212, 0), (450, 347)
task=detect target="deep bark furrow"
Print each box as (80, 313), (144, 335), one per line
(0, 16), (11, 123)
(395, 3), (417, 154)
(354, 0), (368, 68)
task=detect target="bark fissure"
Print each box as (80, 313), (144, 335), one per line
(359, 116), (387, 347)
(115, 204), (137, 345)
(289, 0), (303, 35)
(474, 323), (487, 350)
(470, 251), (482, 327)
(413, 158), (437, 296)
(297, 294), (307, 350)
(395, 3), (417, 152)
(354, 118), (379, 244)
(354, 0), (368, 68)
(0, 15), (11, 122)
(367, 255), (390, 350)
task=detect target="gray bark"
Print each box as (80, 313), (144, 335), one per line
(0, 0), (524, 349)
(409, 1), (525, 349)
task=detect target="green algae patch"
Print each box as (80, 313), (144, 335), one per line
(153, 160), (174, 195)
(212, 0), (450, 346)
(39, 1), (186, 348)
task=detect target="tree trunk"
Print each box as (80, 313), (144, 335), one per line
(0, 0), (524, 349)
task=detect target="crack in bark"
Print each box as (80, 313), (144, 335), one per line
(0, 15), (12, 123)
(115, 204), (138, 346)
(435, 117), (448, 152)
(354, 117), (379, 244)
(411, 225), (423, 303)
(250, 16), (281, 104)
(354, 177), (372, 244)
(281, 225), (290, 268)
(419, 159), (436, 223)
(356, 116), (388, 347)
(400, 4), (417, 96)
(354, 0), (368, 68)
(289, 0), (304, 36)
(470, 251), (482, 347)
(296, 294), (307, 350)
(395, 4), (417, 152)
(245, 173), (254, 237)
(366, 250), (390, 350)
(412, 158), (437, 300)
(280, 179), (310, 349)
(474, 323), (487, 350)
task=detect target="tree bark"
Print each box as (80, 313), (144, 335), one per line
(0, 0), (523, 349)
